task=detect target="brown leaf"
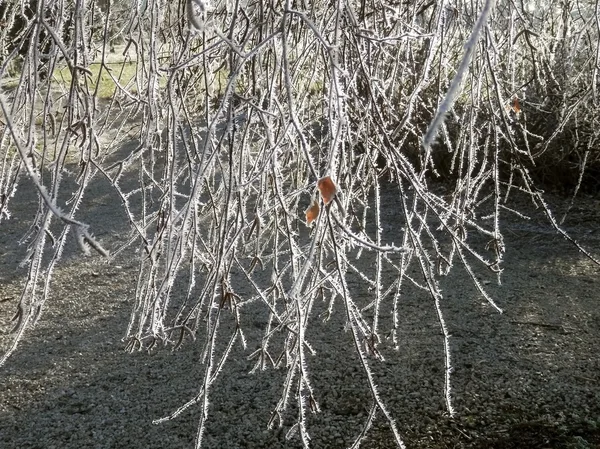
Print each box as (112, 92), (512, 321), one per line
(512, 96), (521, 114)
(317, 176), (337, 205)
(305, 199), (320, 225)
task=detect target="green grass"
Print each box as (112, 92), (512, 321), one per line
(1, 61), (142, 97)
(55, 61), (166, 99)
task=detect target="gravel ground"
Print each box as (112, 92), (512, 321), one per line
(1, 168), (599, 449)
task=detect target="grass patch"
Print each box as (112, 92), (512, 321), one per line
(54, 61), (166, 99)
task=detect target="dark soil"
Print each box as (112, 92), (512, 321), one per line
(1, 169), (599, 449)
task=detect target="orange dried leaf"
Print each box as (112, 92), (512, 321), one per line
(512, 96), (521, 114)
(317, 176), (337, 205)
(305, 200), (320, 225)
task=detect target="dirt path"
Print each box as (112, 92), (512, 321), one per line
(0, 172), (599, 448)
